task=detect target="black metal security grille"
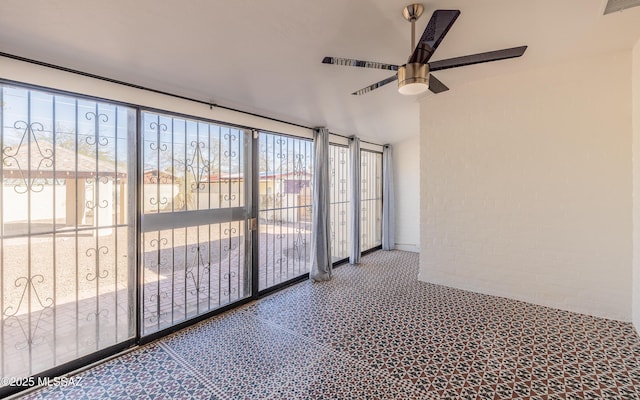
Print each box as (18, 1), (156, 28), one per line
(360, 150), (383, 251)
(329, 144), (350, 261)
(140, 111), (250, 336)
(258, 132), (313, 291)
(0, 85), (136, 379)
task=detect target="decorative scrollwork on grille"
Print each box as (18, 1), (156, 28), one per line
(222, 242), (238, 253)
(147, 173), (170, 185)
(150, 237), (169, 248)
(222, 227), (239, 255)
(85, 198), (109, 210)
(294, 154), (306, 176)
(85, 175), (110, 211)
(186, 141), (210, 191)
(85, 112), (110, 146)
(85, 111), (109, 123)
(223, 133), (238, 158)
(149, 292), (168, 303)
(149, 196), (169, 207)
(224, 133), (238, 141)
(274, 138), (287, 160)
(84, 134), (109, 147)
(149, 121), (168, 151)
(292, 229), (307, 262)
(86, 246), (110, 281)
(3, 275), (54, 350)
(186, 245), (211, 295)
(2, 121), (54, 194)
(276, 219), (285, 239)
(339, 210), (347, 225)
(330, 154), (335, 176)
(148, 237), (169, 273)
(3, 275), (54, 317)
(339, 149), (347, 164)
(222, 271), (237, 296)
(146, 291), (169, 323)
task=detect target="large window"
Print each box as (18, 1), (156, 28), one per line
(140, 112), (250, 336)
(0, 85), (136, 379)
(329, 144), (350, 262)
(258, 132), (313, 291)
(360, 150), (383, 251)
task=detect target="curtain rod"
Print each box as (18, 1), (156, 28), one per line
(327, 131), (382, 147)
(0, 51), (384, 148)
(0, 51), (312, 129)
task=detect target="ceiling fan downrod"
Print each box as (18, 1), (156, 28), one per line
(402, 3), (424, 52)
(400, 4), (429, 95)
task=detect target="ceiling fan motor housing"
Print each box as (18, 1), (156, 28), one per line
(398, 63), (429, 95)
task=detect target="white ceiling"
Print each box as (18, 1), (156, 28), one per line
(1, 0), (640, 144)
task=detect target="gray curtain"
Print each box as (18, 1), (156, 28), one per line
(310, 127), (332, 281)
(349, 136), (361, 264)
(382, 144), (395, 251)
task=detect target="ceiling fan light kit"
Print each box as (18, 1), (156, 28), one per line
(322, 3), (527, 96)
(398, 62), (429, 95)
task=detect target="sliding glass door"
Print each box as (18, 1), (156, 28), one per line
(257, 132), (313, 291)
(0, 85), (136, 378)
(140, 112), (251, 336)
(329, 144), (350, 262)
(360, 150), (383, 251)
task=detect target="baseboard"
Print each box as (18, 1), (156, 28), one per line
(395, 244), (419, 253)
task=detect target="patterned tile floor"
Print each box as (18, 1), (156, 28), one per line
(16, 250), (640, 399)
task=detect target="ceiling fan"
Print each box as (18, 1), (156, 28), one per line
(322, 4), (527, 96)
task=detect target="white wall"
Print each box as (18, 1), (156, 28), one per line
(0, 55), (313, 139)
(419, 50), (633, 321)
(632, 38), (640, 330)
(393, 135), (420, 252)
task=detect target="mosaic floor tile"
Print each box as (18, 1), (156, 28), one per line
(15, 250), (640, 399)
(160, 313), (328, 400)
(21, 344), (223, 400)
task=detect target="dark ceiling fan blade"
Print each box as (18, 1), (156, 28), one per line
(322, 57), (399, 71)
(351, 74), (398, 95)
(428, 74), (449, 94)
(429, 46), (527, 72)
(408, 10), (460, 64)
